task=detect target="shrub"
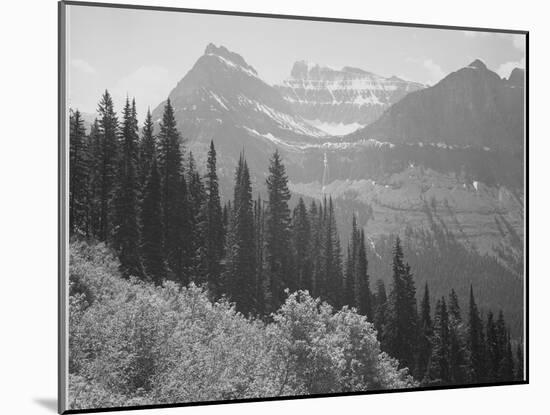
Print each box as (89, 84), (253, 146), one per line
(68, 241), (415, 410)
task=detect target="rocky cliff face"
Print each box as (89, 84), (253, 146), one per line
(152, 44), (327, 144)
(276, 61), (425, 135)
(151, 44), (332, 185)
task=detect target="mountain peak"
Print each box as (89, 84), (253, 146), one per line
(341, 66), (369, 75)
(355, 55), (524, 154)
(508, 67), (525, 86)
(290, 61), (322, 79)
(204, 43), (258, 76)
(468, 59), (488, 70)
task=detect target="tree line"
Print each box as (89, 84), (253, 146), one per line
(372, 237), (524, 385)
(69, 90), (523, 386)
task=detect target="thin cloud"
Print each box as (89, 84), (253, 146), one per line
(112, 65), (175, 121)
(512, 34), (526, 51)
(71, 58), (96, 74)
(496, 57), (525, 79)
(462, 31), (490, 38)
(423, 59), (445, 85)
(463, 31), (526, 52)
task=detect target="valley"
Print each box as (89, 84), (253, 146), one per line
(145, 42), (525, 334)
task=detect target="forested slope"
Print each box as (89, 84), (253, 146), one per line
(69, 241), (415, 410)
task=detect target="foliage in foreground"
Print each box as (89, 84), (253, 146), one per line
(69, 241), (416, 410)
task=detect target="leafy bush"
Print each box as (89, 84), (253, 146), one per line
(68, 241), (415, 410)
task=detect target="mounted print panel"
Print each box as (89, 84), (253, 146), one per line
(59, 1), (528, 413)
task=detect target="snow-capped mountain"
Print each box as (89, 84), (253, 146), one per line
(151, 44), (335, 181)
(275, 61), (425, 135)
(152, 44), (326, 144)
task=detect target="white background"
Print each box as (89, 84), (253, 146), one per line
(0, 0), (544, 413)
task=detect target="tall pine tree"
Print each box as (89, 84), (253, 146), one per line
(373, 279), (388, 339)
(291, 197), (312, 293)
(382, 236), (418, 371)
(140, 157), (166, 284)
(201, 141), (225, 297)
(467, 285), (486, 383)
(225, 153), (256, 315)
(96, 90), (119, 241)
(112, 98), (142, 277)
(417, 282), (433, 381)
(186, 152), (206, 281)
(514, 344), (524, 381)
(344, 216), (359, 307)
(265, 150), (292, 312)
(486, 311), (500, 381)
(321, 197), (344, 307)
(139, 108), (156, 188)
(355, 229), (372, 318)
(157, 98), (188, 283)
(254, 195), (266, 315)
(69, 109), (89, 235)
(448, 289), (467, 384)
(308, 201), (322, 298)
(427, 297), (450, 385)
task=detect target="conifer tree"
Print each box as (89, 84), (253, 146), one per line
(374, 279), (388, 338)
(428, 297), (450, 385)
(499, 331), (515, 381)
(448, 289), (467, 384)
(186, 152), (206, 281)
(308, 201), (322, 298)
(417, 282), (433, 381)
(344, 216), (358, 307)
(322, 197), (343, 307)
(254, 195), (266, 315)
(222, 200), (234, 297)
(265, 150), (292, 312)
(157, 99), (187, 283)
(495, 310), (509, 379)
(486, 311), (500, 381)
(291, 197), (312, 293)
(344, 242), (353, 306)
(140, 158), (166, 284)
(316, 197), (330, 301)
(69, 109), (89, 235)
(87, 119), (102, 238)
(355, 229), (372, 318)
(112, 98), (142, 277)
(96, 90), (119, 241)
(222, 201), (232, 264)
(345, 220), (372, 316)
(382, 236), (418, 371)
(467, 285), (486, 382)
(139, 108), (156, 188)
(514, 345), (524, 381)
(223, 201), (231, 235)
(225, 153), (256, 315)
(201, 140), (224, 297)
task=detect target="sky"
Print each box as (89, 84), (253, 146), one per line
(66, 4), (526, 122)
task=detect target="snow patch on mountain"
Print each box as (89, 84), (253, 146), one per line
(305, 119), (366, 136)
(207, 90), (229, 110)
(236, 94), (327, 138)
(277, 61), (426, 128)
(206, 53), (260, 79)
(242, 126), (396, 152)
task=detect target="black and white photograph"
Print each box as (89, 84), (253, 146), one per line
(59, 1), (527, 412)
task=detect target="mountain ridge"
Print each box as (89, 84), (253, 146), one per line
(347, 59), (525, 154)
(276, 61), (426, 134)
